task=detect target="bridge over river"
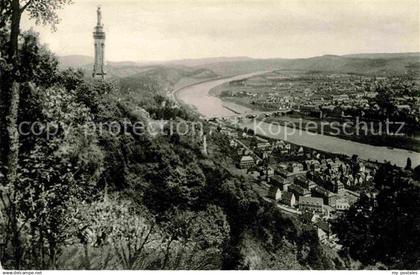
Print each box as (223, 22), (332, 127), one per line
(176, 73), (420, 167)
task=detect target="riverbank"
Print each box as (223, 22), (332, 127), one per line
(209, 92), (420, 152)
(175, 71), (268, 118)
(261, 116), (420, 153)
(174, 73), (420, 167)
(238, 119), (419, 167)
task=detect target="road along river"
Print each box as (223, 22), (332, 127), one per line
(176, 73), (420, 167)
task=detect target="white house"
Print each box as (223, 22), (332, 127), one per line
(268, 186), (282, 201)
(335, 198), (350, 211)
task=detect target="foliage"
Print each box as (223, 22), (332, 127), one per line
(0, 30), (332, 271)
(55, 195), (230, 270)
(18, 31), (59, 86)
(414, 165), (420, 181)
(332, 163), (420, 269)
(371, 79), (419, 124)
(1, 0), (73, 31)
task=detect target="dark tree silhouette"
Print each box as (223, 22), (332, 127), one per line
(405, 157), (412, 170)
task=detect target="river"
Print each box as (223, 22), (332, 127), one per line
(176, 73), (420, 167)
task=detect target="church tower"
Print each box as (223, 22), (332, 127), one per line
(92, 7), (106, 78)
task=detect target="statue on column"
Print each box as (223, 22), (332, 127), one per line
(97, 7), (102, 26)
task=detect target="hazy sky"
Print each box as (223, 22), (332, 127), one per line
(21, 0), (420, 62)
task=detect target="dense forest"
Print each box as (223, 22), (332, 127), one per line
(332, 163), (420, 270)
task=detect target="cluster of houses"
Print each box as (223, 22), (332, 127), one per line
(268, 155), (375, 211)
(223, 72), (420, 124)
(298, 95), (420, 122)
(229, 131), (372, 218)
(229, 131), (375, 216)
(215, 121), (380, 248)
(236, 139), (296, 169)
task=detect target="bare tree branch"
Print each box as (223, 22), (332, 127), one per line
(20, 0), (33, 12)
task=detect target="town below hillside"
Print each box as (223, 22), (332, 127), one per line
(210, 70), (420, 151)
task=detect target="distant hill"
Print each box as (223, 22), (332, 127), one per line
(57, 52), (420, 78)
(118, 66), (219, 96)
(164, 56), (253, 67)
(57, 55), (93, 69)
(120, 66), (218, 86)
(100, 65), (159, 79)
(57, 55), (155, 77)
(343, 52), (420, 59)
(197, 54), (420, 76)
(57, 55), (253, 71)
(57, 54), (223, 79)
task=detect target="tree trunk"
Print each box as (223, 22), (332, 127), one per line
(0, 0), (21, 182)
(6, 0), (23, 270)
(48, 239), (56, 269)
(161, 237), (174, 269)
(39, 219), (45, 269)
(2, 81), (21, 270)
(84, 244), (91, 269)
(0, 72), (6, 176)
(6, 81), (20, 185)
(10, 194), (21, 269)
(5, 0), (21, 184)
(8, 0), (21, 62)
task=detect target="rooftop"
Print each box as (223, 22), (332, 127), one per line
(299, 196), (324, 206)
(240, 156), (254, 162)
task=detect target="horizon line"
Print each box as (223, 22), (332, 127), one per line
(56, 51), (420, 64)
